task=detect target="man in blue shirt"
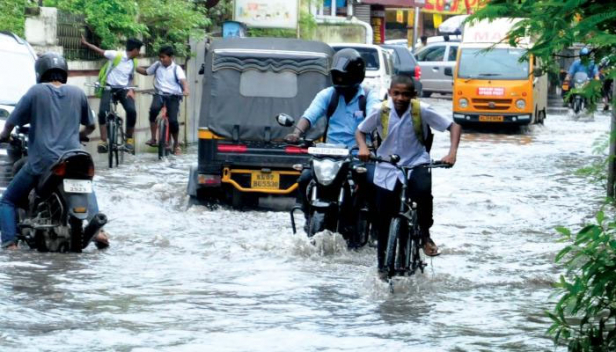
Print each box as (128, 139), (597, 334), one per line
(566, 47), (599, 81)
(285, 48), (380, 228)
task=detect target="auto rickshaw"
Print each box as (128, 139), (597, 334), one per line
(187, 38), (333, 208)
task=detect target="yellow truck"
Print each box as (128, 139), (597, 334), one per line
(450, 18), (548, 126)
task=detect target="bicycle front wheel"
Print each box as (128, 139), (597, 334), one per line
(107, 122), (115, 168)
(157, 119), (168, 159)
(385, 217), (404, 277)
(116, 121), (125, 165)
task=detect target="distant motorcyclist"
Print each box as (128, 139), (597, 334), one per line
(284, 48), (381, 224)
(0, 53), (107, 250)
(565, 47), (600, 82)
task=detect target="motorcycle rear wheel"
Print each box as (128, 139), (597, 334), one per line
(69, 217), (83, 253)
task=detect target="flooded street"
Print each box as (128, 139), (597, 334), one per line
(0, 98), (609, 351)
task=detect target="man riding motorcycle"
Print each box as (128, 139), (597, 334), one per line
(0, 52), (107, 250)
(563, 47), (599, 101)
(284, 48), (381, 230)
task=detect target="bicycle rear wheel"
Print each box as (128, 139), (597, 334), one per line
(107, 121), (115, 168)
(157, 118), (168, 159)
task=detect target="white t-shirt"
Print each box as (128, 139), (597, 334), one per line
(145, 61), (186, 95)
(103, 50), (135, 87)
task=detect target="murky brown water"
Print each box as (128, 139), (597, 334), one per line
(0, 99), (608, 351)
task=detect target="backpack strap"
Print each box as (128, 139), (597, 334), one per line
(322, 89), (339, 143)
(104, 54), (124, 80)
(378, 100), (391, 140)
(411, 99), (423, 145)
(325, 88), (339, 120)
(174, 64), (182, 89)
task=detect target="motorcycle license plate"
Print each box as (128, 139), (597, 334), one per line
(63, 179), (93, 193)
(478, 115), (504, 122)
(250, 172), (280, 190)
(308, 147), (348, 156)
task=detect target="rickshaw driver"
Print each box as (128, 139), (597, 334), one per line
(284, 48), (381, 223)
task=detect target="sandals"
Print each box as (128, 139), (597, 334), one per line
(423, 238), (441, 257)
(145, 139), (157, 147)
(174, 146), (182, 156)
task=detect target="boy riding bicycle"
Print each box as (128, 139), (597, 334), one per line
(137, 45), (189, 155)
(355, 75), (461, 273)
(81, 36), (143, 154)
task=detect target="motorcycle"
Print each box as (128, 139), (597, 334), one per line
(569, 71), (590, 115)
(276, 114), (372, 248)
(9, 128), (107, 252)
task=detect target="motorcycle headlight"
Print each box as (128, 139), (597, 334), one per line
(312, 159), (343, 186)
(516, 99), (526, 109)
(574, 82), (585, 89)
(459, 98), (469, 109)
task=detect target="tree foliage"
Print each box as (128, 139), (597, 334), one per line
(43, 0), (209, 55)
(551, 219), (616, 351)
(0, 0), (29, 37)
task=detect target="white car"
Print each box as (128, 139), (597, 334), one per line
(329, 43), (394, 100)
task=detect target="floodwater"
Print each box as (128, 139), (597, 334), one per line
(0, 98), (609, 351)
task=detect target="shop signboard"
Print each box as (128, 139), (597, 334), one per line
(233, 0), (299, 29)
(423, 0), (486, 15)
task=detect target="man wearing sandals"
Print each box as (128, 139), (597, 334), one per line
(136, 45), (189, 156)
(356, 75), (461, 274)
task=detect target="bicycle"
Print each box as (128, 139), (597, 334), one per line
(86, 83), (137, 168)
(372, 155), (451, 282)
(144, 91), (183, 159)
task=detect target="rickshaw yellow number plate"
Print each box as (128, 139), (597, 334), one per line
(479, 115), (504, 122)
(251, 172), (280, 190)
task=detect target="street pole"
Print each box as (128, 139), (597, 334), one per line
(608, 83), (616, 198)
(412, 6), (420, 51)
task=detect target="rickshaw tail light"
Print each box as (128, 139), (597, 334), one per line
(285, 146), (308, 154)
(217, 144), (247, 153)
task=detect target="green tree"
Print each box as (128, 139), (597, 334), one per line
(0, 0), (29, 37)
(469, 1), (616, 350)
(44, 0), (208, 55)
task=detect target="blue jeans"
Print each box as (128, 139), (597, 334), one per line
(0, 163), (99, 248)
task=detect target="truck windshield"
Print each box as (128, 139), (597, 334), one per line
(457, 48), (529, 80)
(0, 50), (36, 106)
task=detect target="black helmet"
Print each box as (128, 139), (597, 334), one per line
(330, 48), (366, 90)
(35, 52), (68, 83)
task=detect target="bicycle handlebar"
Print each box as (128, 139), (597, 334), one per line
(141, 90), (183, 97)
(370, 154), (453, 171)
(85, 83), (138, 91)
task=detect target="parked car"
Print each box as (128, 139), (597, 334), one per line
(414, 41), (459, 97)
(0, 31), (37, 193)
(330, 43), (393, 100)
(384, 39), (408, 46)
(381, 44), (423, 96)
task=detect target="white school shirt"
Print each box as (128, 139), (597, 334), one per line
(145, 61), (186, 95)
(103, 50), (135, 87)
(358, 98), (452, 191)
